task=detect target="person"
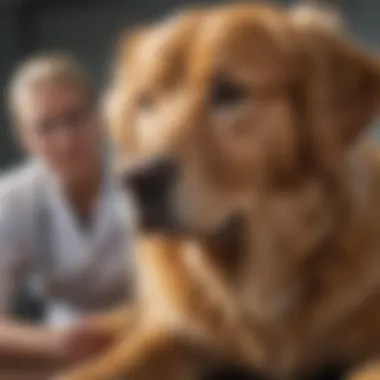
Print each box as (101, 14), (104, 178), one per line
(0, 53), (135, 377)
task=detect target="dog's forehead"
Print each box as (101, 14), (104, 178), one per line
(129, 5), (292, 87)
(189, 5), (292, 81)
(131, 11), (204, 88)
(200, 5), (287, 42)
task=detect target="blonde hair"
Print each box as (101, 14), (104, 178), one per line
(8, 52), (95, 125)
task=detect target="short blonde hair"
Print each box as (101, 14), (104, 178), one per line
(8, 52), (95, 125)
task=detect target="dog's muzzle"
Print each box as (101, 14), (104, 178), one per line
(122, 156), (177, 231)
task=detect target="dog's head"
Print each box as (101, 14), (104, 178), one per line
(106, 4), (380, 239)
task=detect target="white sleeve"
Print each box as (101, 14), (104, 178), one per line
(0, 178), (31, 315)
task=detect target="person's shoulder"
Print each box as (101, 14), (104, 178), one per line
(0, 160), (42, 209)
(0, 161), (41, 261)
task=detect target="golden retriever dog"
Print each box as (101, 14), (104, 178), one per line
(61, 3), (380, 380)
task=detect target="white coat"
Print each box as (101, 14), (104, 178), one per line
(0, 159), (135, 326)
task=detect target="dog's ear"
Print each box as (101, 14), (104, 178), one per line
(289, 6), (380, 171)
(103, 27), (149, 162)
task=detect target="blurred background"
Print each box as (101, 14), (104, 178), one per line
(0, 0), (379, 168)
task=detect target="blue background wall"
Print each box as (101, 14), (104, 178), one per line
(0, 0), (379, 168)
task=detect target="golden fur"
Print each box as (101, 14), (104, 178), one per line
(61, 3), (380, 380)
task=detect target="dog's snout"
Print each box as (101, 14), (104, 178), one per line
(123, 157), (177, 230)
(124, 157), (176, 203)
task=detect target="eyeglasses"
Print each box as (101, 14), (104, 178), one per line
(34, 105), (93, 135)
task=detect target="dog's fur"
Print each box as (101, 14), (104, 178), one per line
(61, 3), (380, 380)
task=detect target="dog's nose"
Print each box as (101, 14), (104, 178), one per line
(123, 157), (177, 204)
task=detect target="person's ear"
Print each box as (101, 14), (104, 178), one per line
(289, 5), (380, 171)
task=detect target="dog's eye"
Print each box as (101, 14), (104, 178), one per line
(137, 92), (155, 111)
(210, 79), (247, 108)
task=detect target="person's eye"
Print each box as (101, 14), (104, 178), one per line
(37, 119), (56, 135)
(210, 79), (248, 108)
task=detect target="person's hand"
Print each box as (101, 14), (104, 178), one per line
(58, 317), (117, 365)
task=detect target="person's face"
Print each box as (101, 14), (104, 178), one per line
(18, 81), (100, 183)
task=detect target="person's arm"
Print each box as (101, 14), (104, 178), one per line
(0, 260), (69, 370)
(0, 180), (120, 380)
(0, 318), (121, 380)
(0, 267), (72, 369)
(0, 320), (67, 366)
(0, 183), (71, 370)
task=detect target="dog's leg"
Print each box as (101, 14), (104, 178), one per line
(59, 327), (205, 380)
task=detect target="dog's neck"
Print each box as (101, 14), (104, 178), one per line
(233, 141), (377, 323)
(192, 142), (380, 375)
